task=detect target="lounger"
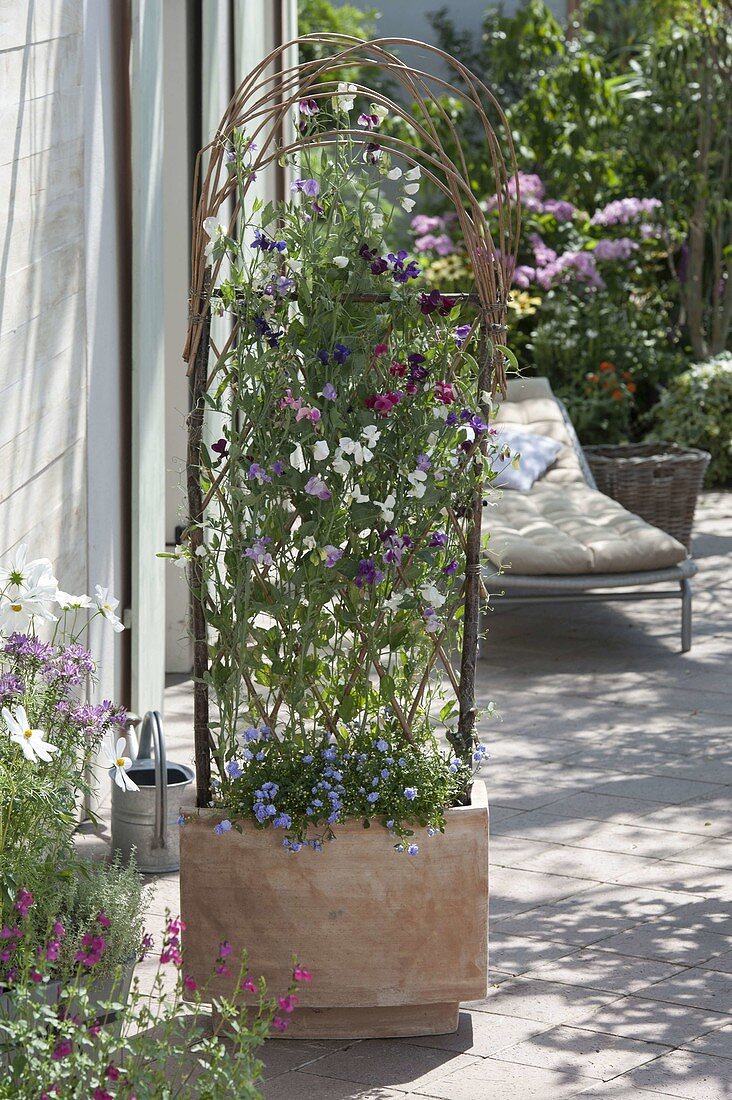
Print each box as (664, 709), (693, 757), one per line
(481, 378), (697, 651)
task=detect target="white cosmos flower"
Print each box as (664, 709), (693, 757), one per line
(56, 590), (93, 610)
(420, 584), (447, 609)
(333, 256), (349, 268)
(290, 443), (306, 471)
(400, 197), (416, 213)
(0, 544), (57, 593)
(3, 705), (58, 764)
(93, 586), (124, 632)
(313, 440), (330, 462)
(101, 733), (139, 792)
(344, 483), (369, 505)
(334, 82), (357, 112)
(0, 589), (58, 633)
(375, 494), (396, 523)
(386, 167), (402, 181)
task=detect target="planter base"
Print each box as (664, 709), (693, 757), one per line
(272, 1001), (459, 1040)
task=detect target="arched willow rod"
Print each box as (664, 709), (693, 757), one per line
(184, 36), (519, 806)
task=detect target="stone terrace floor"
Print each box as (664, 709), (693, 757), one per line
(108, 492), (732, 1099)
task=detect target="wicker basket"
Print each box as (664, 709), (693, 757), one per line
(584, 443), (710, 550)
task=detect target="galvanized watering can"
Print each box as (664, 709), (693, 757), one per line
(111, 710), (194, 873)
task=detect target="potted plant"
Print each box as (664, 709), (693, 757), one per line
(177, 36), (517, 1038)
(0, 544), (143, 1027)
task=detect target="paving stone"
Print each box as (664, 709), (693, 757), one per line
(260, 1039), (355, 1080)
(525, 948), (686, 994)
(406, 1009), (550, 1058)
(622, 1049), (732, 1099)
(465, 977), (620, 1024)
(488, 865), (596, 918)
(616, 861), (732, 898)
(532, 791), (663, 825)
(571, 997), (732, 1047)
(488, 932), (576, 977)
(595, 920), (732, 966)
(492, 1023), (670, 1080)
(409, 1056), (597, 1099)
(587, 776), (722, 806)
(578, 1082), (693, 1098)
(639, 797), (732, 838)
(264, 1072), (408, 1099)
(670, 838), (732, 870)
(515, 844), (662, 884)
(633, 968), (732, 1014)
(682, 1022), (732, 1060)
(298, 1041), (478, 1090)
(490, 835), (557, 868)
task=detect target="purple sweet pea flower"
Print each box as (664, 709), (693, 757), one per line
(211, 437), (228, 459)
(271, 460), (285, 476)
(249, 463), (272, 484)
(322, 382), (337, 400)
(304, 476), (331, 500)
(324, 546), (343, 568)
(298, 99), (319, 116)
(333, 343), (351, 364)
(291, 177), (320, 198)
(354, 559), (384, 588)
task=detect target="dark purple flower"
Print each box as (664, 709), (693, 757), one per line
(251, 229), (287, 254)
(354, 559), (385, 588)
(211, 437), (228, 459)
(333, 343), (351, 364)
(419, 290), (456, 316)
(298, 99), (319, 116)
(443, 560), (459, 576)
(430, 532), (448, 548)
(358, 112), (380, 130)
(253, 314), (282, 348)
(445, 411), (459, 426)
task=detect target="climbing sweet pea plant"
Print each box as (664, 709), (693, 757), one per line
(180, 37), (518, 852)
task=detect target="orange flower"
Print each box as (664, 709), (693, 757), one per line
(622, 371), (632, 380)
(611, 388), (624, 401)
(588, 373), (599, 383)
(599, 361), (614, 372)
(627, 381), (637, 393)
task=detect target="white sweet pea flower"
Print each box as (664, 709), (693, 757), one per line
(386, 167), (402, 181)
(332, 449), (351, 477)
(404, 167), (421, 181)
(334, 82), (357, 112)
(170, 546), (190, 570)
(302, 535), (317, 551)
(372, 103), (389, 121)
(375, 494), (396, 523)
(400, 197), (416, 213)
(427, 431), (439, 448)
(383, 592), (403, 611)
(93, 586), (125, 632)
(403, 182), (420, 195)
(363, 202), (385, 230)
(333, 256), (349, 268)
(313, 440), (330, 462)
(339, 436), (373, 466)
(101, 733), (139, 792)
(361, 425), (381, 448)
(3, 705), (58, 764)
(290, 443), (306, 471)
(406, 469), (428, 498)
(203, 215), (227, 260)
(288, 258), (303, 274)
(344, 483), (369, 505)
(56, 590), (93, 610)
(420, 584), (447, 609)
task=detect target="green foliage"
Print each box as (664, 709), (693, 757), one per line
(297, 0), (386, 90)
(0, 906), (291, 1099)
(651, 352), (732, 486)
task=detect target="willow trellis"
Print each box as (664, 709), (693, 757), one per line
(183, 35), (519, 808)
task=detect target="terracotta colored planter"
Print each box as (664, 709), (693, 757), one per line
(180, 781), (489, 1039)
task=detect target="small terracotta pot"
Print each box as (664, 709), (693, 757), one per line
(180, 781), (489, 1038)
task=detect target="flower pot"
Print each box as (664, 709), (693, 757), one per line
(180, 781), (489, 1039)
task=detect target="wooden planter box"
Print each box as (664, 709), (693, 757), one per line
(180, 782), (489, 1038)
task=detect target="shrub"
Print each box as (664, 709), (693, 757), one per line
(650, 352), (732, 486)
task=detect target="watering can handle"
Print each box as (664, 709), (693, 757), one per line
(138, 711), (168, 850)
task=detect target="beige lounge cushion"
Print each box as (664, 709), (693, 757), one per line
(484, 480), (687, 575)
(493, 378), (585, 485)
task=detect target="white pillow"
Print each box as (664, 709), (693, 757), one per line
(490, 429), (562, 491)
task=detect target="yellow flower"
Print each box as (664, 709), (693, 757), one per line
(507, 291), (542, 317)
